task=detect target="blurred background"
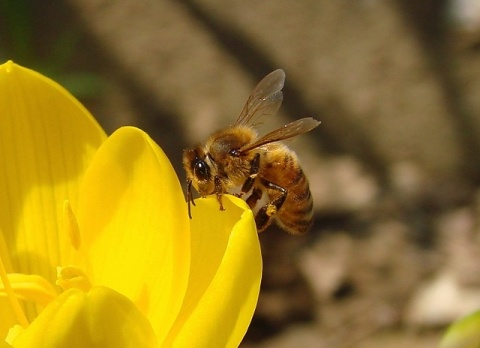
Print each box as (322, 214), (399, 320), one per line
(3, 0), (480, 346)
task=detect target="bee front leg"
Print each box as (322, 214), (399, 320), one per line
(255, 179), (287, 232)
(214, 175), (225, 211)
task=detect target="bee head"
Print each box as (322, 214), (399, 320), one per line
(182, 147), (215, 196)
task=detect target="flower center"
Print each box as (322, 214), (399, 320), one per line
(0, 251), (29, 328)
(64, 200), (81, 250)
(0, 200), (92, 332)
(58, 200), (92, 292)
(56, 266), (91, 292)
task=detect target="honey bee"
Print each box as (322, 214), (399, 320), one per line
(183, 69), (320, 234)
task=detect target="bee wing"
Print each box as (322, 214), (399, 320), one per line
(234, 69), (286, 126)
(240, 117), (320, 152)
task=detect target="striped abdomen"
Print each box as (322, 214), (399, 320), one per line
(258, 144), (313, 234)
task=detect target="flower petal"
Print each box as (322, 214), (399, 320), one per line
(440, 310), (480, 348)
(1, 338), (13, 347)
(77, 127), (190, 342)
(0, 61), (106, 282)
(166, 195), (262, 347)
(10, 287), (157, 348)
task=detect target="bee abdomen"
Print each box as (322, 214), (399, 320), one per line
(261, 148), (315, 234)
(278, 187), (313, 234)
(277, 168), (313, 234)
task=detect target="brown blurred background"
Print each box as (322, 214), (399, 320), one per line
(3, 0), (480, 346)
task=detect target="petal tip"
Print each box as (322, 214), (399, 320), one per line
(0, 60), (16, 73)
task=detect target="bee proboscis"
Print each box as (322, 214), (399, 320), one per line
(183, 69), (320, 234)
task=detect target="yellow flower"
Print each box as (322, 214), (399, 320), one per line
(0, 61), (262, 347)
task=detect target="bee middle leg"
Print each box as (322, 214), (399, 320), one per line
(238, 153), (260, 197)
(255, 179), (287, 232)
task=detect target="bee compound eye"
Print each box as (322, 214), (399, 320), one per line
(194, 160), (210, 180)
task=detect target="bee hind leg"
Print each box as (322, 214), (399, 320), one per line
(255, 180), (287, 232)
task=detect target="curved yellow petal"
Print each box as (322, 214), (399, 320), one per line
(0, 61), (106, 332)
(10, 287), (157, 348)
(0, 61), (106, 282)
(77, 127), (190, 342)
(167, 195), (262, 347)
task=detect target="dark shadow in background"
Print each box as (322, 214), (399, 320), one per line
(178, 0), (390, 184)
(396, 0), (480, 185)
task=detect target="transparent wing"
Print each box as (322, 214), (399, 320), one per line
(240, 117), (320, 152)
(234, 69), (286, 126)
